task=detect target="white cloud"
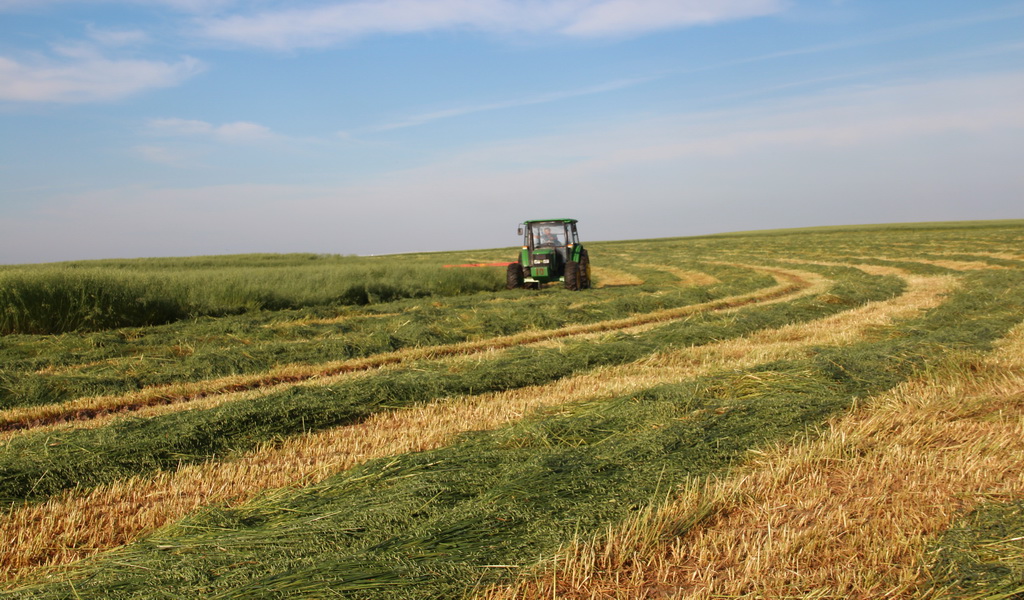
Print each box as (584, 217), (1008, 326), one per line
(86, 25), (151, 47)
(0, 0), (238, 13)
(198, 0), (788, 49)
(147, 117), (214, 135)
(435, 70), (1024, 172)
(214, 121), (274, 141)
(0, 48), (202, 103)
(561, 0), (785, 36)
(146, 117), (275, 142)
(149, 0), (238, 12)
(374, 76), (653, 131)
(5, 69), (1021, 263)
(133, 144), (190, 166)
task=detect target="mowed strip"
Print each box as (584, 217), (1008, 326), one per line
(0, 268), (828, 443)
(0, 269), (948, 585)
(481, 299), (1023, 600)
(635, 264), (721, 286)
(850, 256), (1011, 271)
(590, 266), (645, 287)
(0, 265), (811, 436)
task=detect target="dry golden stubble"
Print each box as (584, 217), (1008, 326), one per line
(0, 269), (950, 585)
(634, 264), (722, 286)
(262, 310), (403, 328)
(931, 251), (1024, 262)
(482, 298), (1021, 600)
(776, 258), (910, 278)
(528, 268), (831, 350)
(0, 265), (812, 438)
(845, 256), (1011, 271)
(590, 266), (645, 287)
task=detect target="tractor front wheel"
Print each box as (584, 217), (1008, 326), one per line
(506, 262), (524, 289)
(564, 260), (581, 291)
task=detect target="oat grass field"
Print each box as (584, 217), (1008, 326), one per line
(1, 220), (1022, 599)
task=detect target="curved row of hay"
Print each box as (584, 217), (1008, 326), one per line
(0, 262), (769, 413)
(0, 264), (813, 437)
(0, 256), (873, 586)
(1, 223), (1022, 598)
(0, 265), (933, 583)
(484, 318), (1024, 600)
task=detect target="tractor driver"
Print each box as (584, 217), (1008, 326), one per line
(539, 227), (562, 246)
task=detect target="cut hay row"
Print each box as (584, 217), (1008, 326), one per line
(0, 223), (1019, 599)
(480, 317), (1024, 600)
(509, 266), (830, 348)
(956, 251), (1024, 261)
(258, 310), (403, 328)
(634, 264), (722, 286)
(5, 272), (827, 439)
(0, 264), (814, 436)
(3, 263), (890, 510)
(860, 256), (1012, 271)
(590, 266), (645, 287)
(0, 268), (947, 585)
(1, 260), (775, 413)
(10, 263), (1017, 599)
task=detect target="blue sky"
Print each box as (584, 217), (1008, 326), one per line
(1, 0), (1023, 263)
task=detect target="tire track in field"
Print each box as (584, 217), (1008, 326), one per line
(0, 265), (815, 437)
(0, 267), (950, 586)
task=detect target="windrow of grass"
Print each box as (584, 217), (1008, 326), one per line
(0, 269), (950, 584)
(0, 262), (770, 411)
(924, 500), (1024, 599)
(6, 267), (1021, 599)
(0, 264), (810, 434)
(689, 221), (1024, 262)
(0, 266), (900, 506)
(484, 311), (1024, 599)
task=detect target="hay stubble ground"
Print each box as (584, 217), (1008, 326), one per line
(1, 221), (1022, 599)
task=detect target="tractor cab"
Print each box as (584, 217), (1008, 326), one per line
(507, 219), (590, 290)
(523, 220), (578, 259)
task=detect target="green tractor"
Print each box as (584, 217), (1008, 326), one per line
(506, 219), (591, 290)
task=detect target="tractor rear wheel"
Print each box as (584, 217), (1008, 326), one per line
(579, 250), (591, 289)
(506, 262), (524, 289)
(564, 260), (581, 291)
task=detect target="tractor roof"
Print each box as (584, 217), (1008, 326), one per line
(523, 219), (578, 224)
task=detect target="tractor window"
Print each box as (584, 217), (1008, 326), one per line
(530, 223), (566, 248)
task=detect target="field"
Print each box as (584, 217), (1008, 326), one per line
(1, 220), (1023, 599)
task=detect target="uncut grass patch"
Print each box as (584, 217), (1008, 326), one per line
(0, 269), (187, 335)
(0, 268), (902, 506)
(0, 257), (507, 335)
